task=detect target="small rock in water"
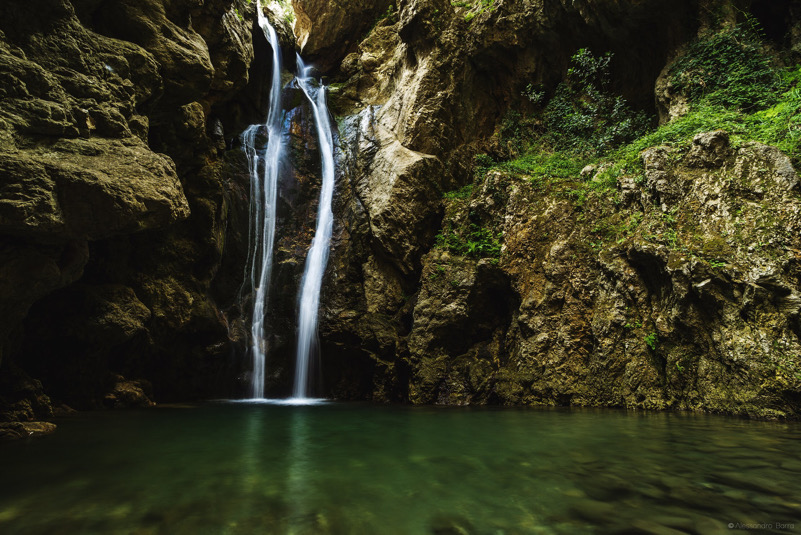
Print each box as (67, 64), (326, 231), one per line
(429, 513), (475, 535)
(569, 499), (616, 523)
(779, 459), (801, 472)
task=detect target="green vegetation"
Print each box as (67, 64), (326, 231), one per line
(477, 17), (799, 200)
(443, 184), (473, 200)
(473, 153), (495, 179)
(451, 0), (497, 23)
(498, 151), (591, 184)
(645, 332), (659, 351)
(480, 48), (651, 193)
(597, 18), (798, 184)
(436, 222), (502, 259)
(542, 49), (650, 155)
(442, 18), (799, 266)
(668, 16), (780, 111)
(375, 3), (398, 26)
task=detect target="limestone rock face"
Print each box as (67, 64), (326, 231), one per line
(293, 0), (393, 72)
(284, 0), (801, 419)
(0, 139), (188, 241)
(401, 132), (801, 417)
(0, 0), (261, 422)
(2, 0), (799, 421)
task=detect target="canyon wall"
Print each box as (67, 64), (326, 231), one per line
(297, 0), (801, 418)
(1, 0), (800, 431)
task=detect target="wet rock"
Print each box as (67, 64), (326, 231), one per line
(0, 362), (54, 422)
(0, 421), (56, 441)
(103, 376), (155, 408)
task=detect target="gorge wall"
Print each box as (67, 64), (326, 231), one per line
(1, 0), (800, 433)
(0, 0), (269, 430)
(298, 0), (801, 419)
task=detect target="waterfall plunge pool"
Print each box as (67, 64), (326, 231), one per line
(0, 403), (799, 534)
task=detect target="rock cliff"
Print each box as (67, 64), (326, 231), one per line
(293, 0), (801, 418)
(1, 0), (800, 427)
(0, 0), (269, 423)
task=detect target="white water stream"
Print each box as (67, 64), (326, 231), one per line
(242, 0), (284, 399)
(242, 4), (334, 401)
(292, 55), (336, 400)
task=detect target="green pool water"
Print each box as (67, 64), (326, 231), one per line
(0, 403), (799, 534)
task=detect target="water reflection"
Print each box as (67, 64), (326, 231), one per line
(0, 406), (799, 534)
(287, 407), (312, 530)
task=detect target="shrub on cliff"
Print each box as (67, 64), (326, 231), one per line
(542, 49), (651, 155)
(668, 16), (781, 111)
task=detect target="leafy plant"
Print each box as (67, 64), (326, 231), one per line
(473, 153), (495, 180)
(644, 332), (659, 351)
(522, 83), (546, 105)
(377, 3), (397, 24)
(436, 223), (502, 259)
(443, 184), (473, 200)
(542, 49), (651, 155)
(461, 0), (497, 23)
(668, 17), (781, 111)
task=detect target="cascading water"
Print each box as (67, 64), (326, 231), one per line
(239, 4), (334, 402)
(241, 0), (284, 399)
(292, 55), (336, 400)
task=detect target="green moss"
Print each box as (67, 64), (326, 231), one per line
(598, 65), (801, 184)
(456, 0), (496, 24)
(443, 184), (473, 200)
(500, 150), (591, 183)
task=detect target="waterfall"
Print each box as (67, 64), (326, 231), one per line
(292, 55), (336, 400)
(239, 3), (334, 401)
(242, 0), (284, 399)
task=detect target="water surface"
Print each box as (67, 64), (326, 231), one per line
(1, 403), (799, 534)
